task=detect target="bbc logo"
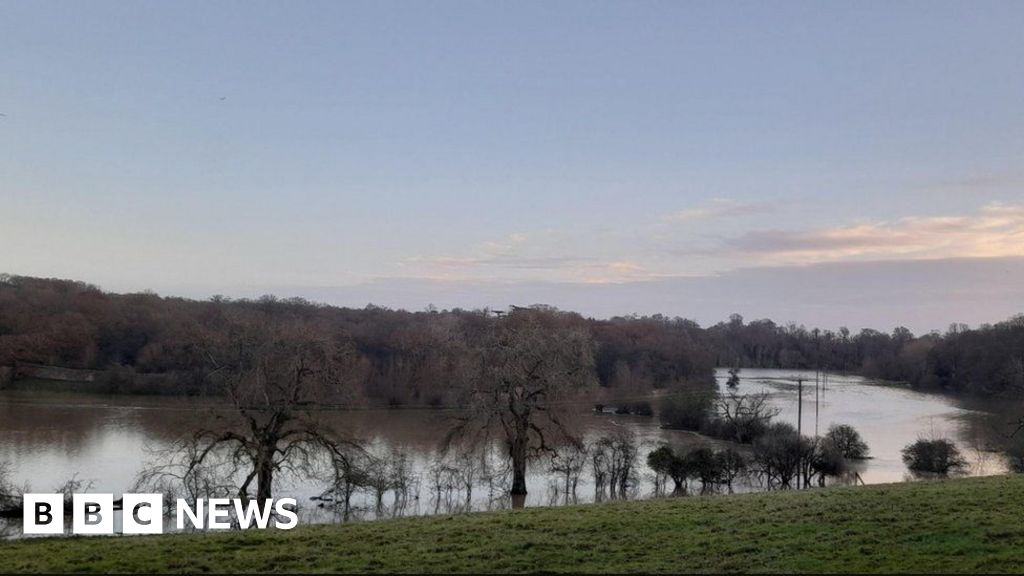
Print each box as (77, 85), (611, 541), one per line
(23, 494), (164, 535)
(24, 494), (299, 534)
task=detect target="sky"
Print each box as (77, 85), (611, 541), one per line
(2, 1), (1023, 333)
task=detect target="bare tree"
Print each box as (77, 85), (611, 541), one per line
(365, 455), (393, 513)
(715, 448), (747, 492)
(318, 452), (370, 518)
(446, 308), (595, 495)
(592, 429), (639, 499)
(591, 440), (611, 501)
(427, 455), (462, 513)
(548, 442), (587, 503)
(143, 313), (365, 506)
(714, 390), (780, 444)
(385, 447), (418, 513)
(477, 445), (511, 503)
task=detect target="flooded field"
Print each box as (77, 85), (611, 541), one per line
(0, 368), (1013, 535)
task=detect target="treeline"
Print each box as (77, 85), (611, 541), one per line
(0, 275), (713, 405)
(706, 313), (1024, 395)
(1, 275), (1022, 398)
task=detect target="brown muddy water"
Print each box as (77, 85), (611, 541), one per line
(0, 368), (1015, 536)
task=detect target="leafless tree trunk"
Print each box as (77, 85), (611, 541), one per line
(138, 312), (366, 507)
(445, 308), (595, 496)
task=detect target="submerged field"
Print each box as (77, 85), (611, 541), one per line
(2, 475), (1023, 573)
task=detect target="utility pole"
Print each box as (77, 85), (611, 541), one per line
(815, 371), (820, 438)
(797, 377), (803, 489)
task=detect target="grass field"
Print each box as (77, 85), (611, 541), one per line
(2, 475), (1023, 573)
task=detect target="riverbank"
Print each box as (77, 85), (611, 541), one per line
(2, 474), (1022, 573)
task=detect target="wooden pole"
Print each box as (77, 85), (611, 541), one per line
(797, 377), (803, 489)
(815, 371), (820, 438)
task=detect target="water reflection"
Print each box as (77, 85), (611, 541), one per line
(0, 369), (1018, 537)
(722, 369), (1013, 483)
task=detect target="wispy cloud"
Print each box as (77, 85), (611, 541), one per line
(402, 203), (1024, 285)
(666, 198), (774, 223)
(278, 256), (1024, 333)
(407, 233), (588, 273)
(726, 203), (1024, 265)
(405, 231), (658, 284)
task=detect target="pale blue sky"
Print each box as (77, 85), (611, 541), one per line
(2, 1), (1023, 330)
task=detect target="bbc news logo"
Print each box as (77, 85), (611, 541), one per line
(23, 494), (298, 535)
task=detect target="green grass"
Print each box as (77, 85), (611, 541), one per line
(3, 475), (1024, 573)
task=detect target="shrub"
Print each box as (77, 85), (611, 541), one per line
(685, 447), (720, 491)
(752, 422), (802, 488)
(825, 424), (870, 459)
(809, 438), (847, 479)
(715, 448), (747, 489)
(628, 401), (654, 416)
(646, 446), (676, 475)
(613, 402), (653, 416)
(646, 446), (680, 493)
(901, 439), (967, 475)
(726, 367), (740, 389)
(659, 390), (714, 430)
(647, 444), (751, 495)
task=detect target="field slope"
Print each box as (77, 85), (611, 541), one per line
(2, 475), (1023, 573)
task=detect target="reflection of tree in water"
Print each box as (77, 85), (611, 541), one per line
(134, 441), (239, 510)
(313, 445), (423, 522)
(953, 401), (1023, 475)
(10, 380), (1024, 536)
(427, 445), (512, 515)
(307, 442), (518, 522)
(0, 465), (113, 537)
(427, 458), (461, 514)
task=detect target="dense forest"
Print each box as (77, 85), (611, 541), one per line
(706, 313), (1024, 395)
(0, 275), (712, 405)
(1, 274), (1022, 400)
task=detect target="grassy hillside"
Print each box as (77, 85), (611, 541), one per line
(3, 475), (1024, 573)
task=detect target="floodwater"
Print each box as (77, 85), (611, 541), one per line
(719, 368), (1011, 483)
(0, 368), (1014, 536)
